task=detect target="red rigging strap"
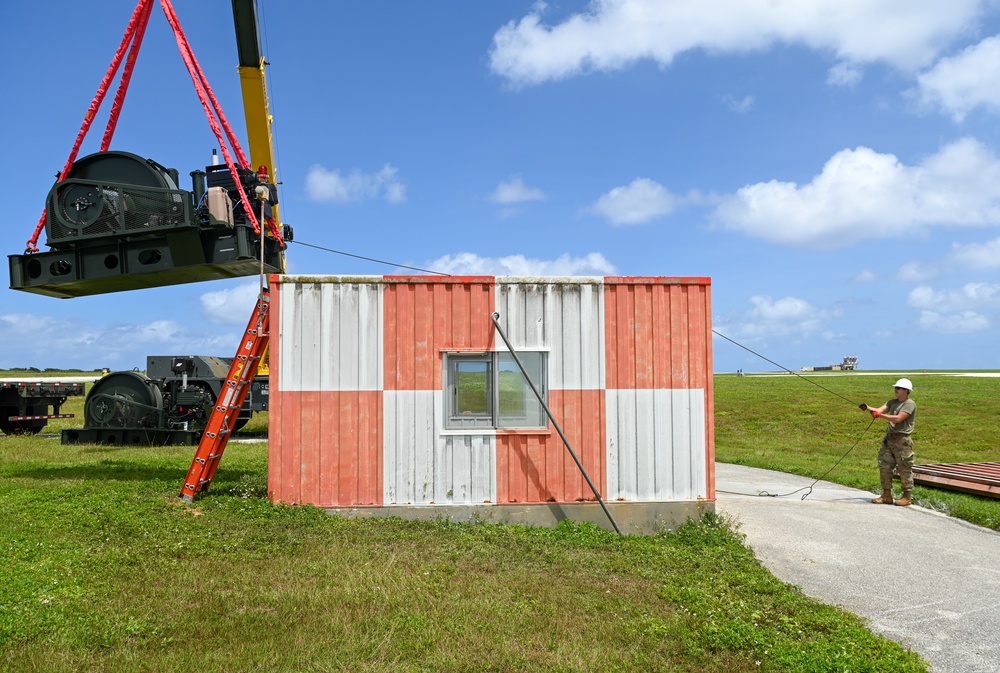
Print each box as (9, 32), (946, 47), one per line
(101, 0), (155, 152)
(25, 0), (156, 252)
(160, 0), (282, 244)
(159, 0), (283, 244)
(24, 0), (285, 251)
(158, 0), (262, 236)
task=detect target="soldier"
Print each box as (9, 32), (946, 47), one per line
(253, 165), (278, 234)
(864, 378), (917, 506)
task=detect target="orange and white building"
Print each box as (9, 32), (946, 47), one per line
(268, 275), (714, 533)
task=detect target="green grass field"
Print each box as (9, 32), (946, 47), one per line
(715, 371), (1000, 530)
(0, 370), (971, 671)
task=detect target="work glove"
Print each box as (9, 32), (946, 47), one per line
(870, 409), (882, 419)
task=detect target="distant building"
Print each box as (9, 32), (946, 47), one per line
(802, 356), (858, 372)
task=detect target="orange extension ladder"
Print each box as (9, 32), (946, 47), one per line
(180, 288), (270, 502)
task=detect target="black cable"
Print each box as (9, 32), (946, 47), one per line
(713, 329), (858, 405)
(717, 417), (877, 500)
(713, 329), (880, 500)
(287, 240), (450, 276)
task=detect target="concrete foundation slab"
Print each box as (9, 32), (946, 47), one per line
(324, 500), (714, 535)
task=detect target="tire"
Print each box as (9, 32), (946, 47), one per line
(0, 405), (45, 435)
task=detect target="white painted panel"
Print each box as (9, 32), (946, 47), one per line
(555, 282), (604, 390)
(383, 391), (496, 505)
(495, 280), (546, 349)
(682, 391), (707, 499)
(318, 284), (341, 392)
(577, 283), (605, 390)
(382, 390), (413, 504)
(635, 390), (657, 498)
(278, 283), (323, 392)
(278, 281), (383, 392)
(606, 392), (621, 500)
(653, 389), (677, 500)
(493, 279), (605, 391)
(411, 392), (437, 503)
(438, 434), (497, 504)
(606, 389), (706, 501)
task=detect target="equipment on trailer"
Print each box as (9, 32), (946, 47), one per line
(62, 355), (268, 446)
(0, 379), (86, 435)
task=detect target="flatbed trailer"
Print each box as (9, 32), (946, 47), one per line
(0, 378), (88, 435)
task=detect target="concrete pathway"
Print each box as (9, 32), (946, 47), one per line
(715, 463), (1000, 673)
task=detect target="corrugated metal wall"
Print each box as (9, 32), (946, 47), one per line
(269, 276), (713, 508)
(604, 278), (714, 501)
(269, 280), (384, 506)
(493, 279), (607, 503)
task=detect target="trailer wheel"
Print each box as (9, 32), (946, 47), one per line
(0, 406), (45, 435)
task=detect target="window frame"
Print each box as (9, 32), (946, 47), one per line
(444, 351), (548, 431)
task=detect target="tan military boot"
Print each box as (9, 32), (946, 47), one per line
(871, 490), (894, 504)
(894, 490), (912, 507)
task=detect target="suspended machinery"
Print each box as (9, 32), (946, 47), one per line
(6, 0), (283, 493)
(8, 149), (287, 299)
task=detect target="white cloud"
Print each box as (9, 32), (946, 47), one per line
(200, 282), (266, 326)
(918, 310), (990, 333)
(715, 295), (841, 341)
(907, 282), (1000, 311)
(852, 269), (877, 283)
(950, 236), (1000, 269)
(723, 94), (754, 113)
(306, 164), (406, 204)
(712, 138), (1000, 249)
(425, 252), (616, 276)
(0, 313), (233, 369)
(917, 35), (1000, 122)
(491, 176), (546, 204)
(896, 261), (939, 282)
(489, 0), (986, 86)
(590, 178), (679, 225)
(827, 62), (864, 87)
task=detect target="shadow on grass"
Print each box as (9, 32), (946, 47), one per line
(10, 460), (187, 482)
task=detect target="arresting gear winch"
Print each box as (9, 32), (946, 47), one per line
(8, 150), (288, 298)
(7, 0), (290, 299)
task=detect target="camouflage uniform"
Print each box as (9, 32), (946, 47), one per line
(877, 397), (916, 492)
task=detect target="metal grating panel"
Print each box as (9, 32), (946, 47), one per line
(912, 462), (1000, 499)
(47, 182), (191, 245)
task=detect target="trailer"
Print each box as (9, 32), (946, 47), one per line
(0, 378), (87, 435)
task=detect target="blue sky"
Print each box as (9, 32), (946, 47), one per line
(5, 0), (1000, 373)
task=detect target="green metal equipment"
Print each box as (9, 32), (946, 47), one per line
(8, 150), (285, 299)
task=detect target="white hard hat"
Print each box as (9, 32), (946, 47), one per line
(894, 378), (913, 391)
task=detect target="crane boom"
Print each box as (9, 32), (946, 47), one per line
(231, 0), (281, 228)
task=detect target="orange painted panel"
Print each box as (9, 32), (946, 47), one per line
(268, 390), (383, 507)
(383, 278), (495, 390)
(496, 389), (605, 504)
(604, 279), (712, 390)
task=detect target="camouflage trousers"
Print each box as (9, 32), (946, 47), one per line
(877, 433), (914, 491)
